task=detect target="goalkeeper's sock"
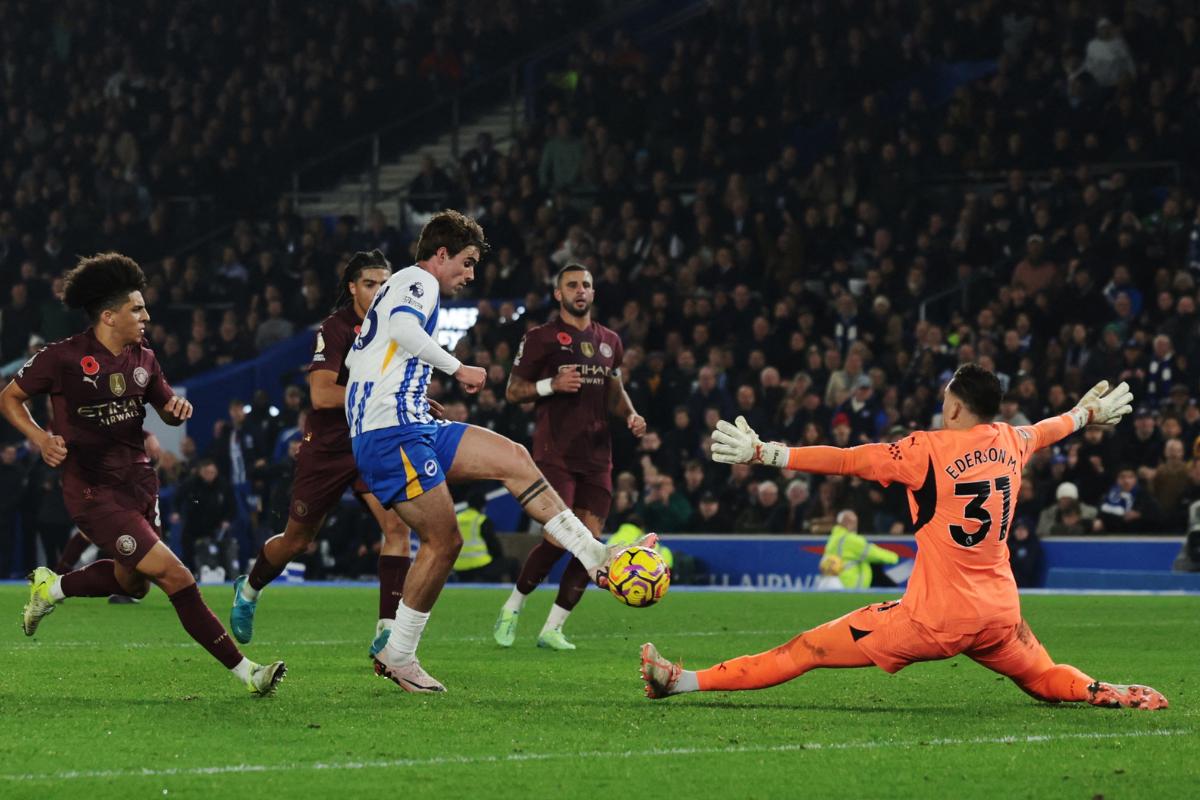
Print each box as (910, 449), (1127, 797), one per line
(1023, 663), (1093, 702)
(672, 670), (700, 694)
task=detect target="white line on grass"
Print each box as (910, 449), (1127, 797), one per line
(0, 729), (1190, 783)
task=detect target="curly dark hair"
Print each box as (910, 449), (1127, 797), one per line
(62, 253), (147, 321)
(334, 249), (392, 310)
(414, 209), (489, 261)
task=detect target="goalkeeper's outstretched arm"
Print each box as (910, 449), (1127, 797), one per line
(1021, 379), (1135, 452)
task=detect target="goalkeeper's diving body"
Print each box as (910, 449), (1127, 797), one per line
(641, 364), (1167, 710)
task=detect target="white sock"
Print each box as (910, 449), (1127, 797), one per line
(376, 617), (390, 635)
(385, 602), (431, 663)
(544, 510), (606, 570)
(230, 657), (254, 682)
(541, 603), (571, 633)
(503, 587), (529, 614)
(674, 670), (700, 694)
(49, 576), (65, 602)
(240, 581), (260, 601)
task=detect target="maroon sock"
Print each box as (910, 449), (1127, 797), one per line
(377, 555), (411, 619)
(248, 545), (287, 591)
(554, 557), (590, 611)
(60, 560), (130, 598)
(168, 583), (244, 669)
(55, 532), (91, 574)
(515, 540), (566, 595)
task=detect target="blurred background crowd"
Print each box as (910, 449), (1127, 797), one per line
(2, 0), (1198, 579)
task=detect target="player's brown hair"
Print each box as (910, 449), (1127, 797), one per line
(946, 362), (1002, 420)
(414, 209), (489, 262)
(334, 249), (391, 310)
(62, 252), (147, 322)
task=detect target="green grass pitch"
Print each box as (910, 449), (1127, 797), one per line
(1, 584), (1196, 799)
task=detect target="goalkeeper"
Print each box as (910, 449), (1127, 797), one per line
(641, 364), (1167, 711)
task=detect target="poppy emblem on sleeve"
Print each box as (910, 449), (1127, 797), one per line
(80, 356), (99, 375)
(556, 332), (573, 346)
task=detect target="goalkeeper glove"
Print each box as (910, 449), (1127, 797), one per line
(1070, 380), (1134, 429)
(711, 416), (788, 468)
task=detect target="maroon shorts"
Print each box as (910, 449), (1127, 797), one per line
(63, 470), (161, 568)
(289, 442), (369, 525)
(539, 463), (612, 523)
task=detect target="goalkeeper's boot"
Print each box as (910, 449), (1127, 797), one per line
(640, 642), (683, 699)
(592, 533), (660, 588)
(493, 607), (519, 647)
(537, 628), (576, 651)
(22, 566), (60, 636)
(369, 619), (391, 659)
(1086, 681), (1168, 710)
(229, 575), (257, 644)
(246, 660), (287, 697)
(373, 648), (446, 693)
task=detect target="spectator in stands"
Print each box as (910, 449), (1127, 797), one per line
(538, 116), (583, 191)
(1036, 482), (1099, 537)
(254, 298), (295, 351)
(1081, 18), (1135, 88)
(640, 474), (692, 534)
(1099, 466), (1163, 534)
(689, 491), (732, 533)
(1007, 519), (1043, 588)
(1120, 409), (1164, 478)
(733, 480), (788, 534)
(1150, 439), (1190, 530)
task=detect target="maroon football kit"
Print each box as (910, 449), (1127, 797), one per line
(510, 318), (625, 519)
(288, 304), (370, 524)
(14, 328), (173, 567)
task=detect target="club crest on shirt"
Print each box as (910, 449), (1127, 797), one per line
(133, 366), (150, 387)
(599, 342), (613, 359)
(580, 342), (595, 358)
(110, 373), (127, 396)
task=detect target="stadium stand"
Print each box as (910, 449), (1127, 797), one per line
(2, 0), (1199, 579)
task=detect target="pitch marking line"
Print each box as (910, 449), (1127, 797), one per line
(0, 729), (1190, 783)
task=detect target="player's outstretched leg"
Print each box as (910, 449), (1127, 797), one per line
(641, 616), (873, 699)
(447, 426), (648, 584)
(136, 542), (286, 697)
(968, 619), (1168, 710)
(54, 530), (92, 573)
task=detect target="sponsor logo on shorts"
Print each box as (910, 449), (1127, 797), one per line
(109, 373), (127, 396)
(293, 500), (309, 518)
(132, 366), (149, 387)
(116, 535), (138, 556)
(424, 459), (437, 477)
(599, 342), (613, 359)
(580, 342), (595, 358)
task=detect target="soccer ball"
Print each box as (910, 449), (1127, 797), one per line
(606, 546), (670, 608)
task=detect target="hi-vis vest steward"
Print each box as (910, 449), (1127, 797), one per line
(454, 507), (492, 571)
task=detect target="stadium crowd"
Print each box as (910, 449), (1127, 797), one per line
(3, 0), (1200, 578)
